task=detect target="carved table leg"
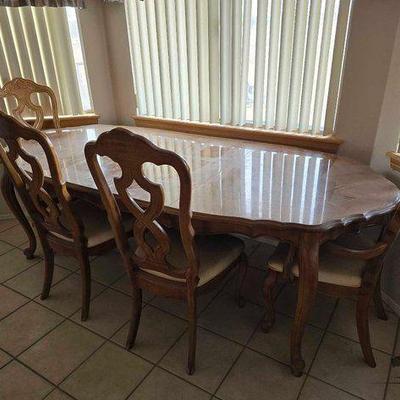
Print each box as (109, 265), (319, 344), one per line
(290, 232), (320, 377)
(1, 171), (36, 259)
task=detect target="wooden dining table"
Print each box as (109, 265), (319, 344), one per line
(3, 123), (400, 376)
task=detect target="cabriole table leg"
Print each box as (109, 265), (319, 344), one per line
(290, 232), (320, 376)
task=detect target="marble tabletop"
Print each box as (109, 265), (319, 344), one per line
(20, 124), (400, 230)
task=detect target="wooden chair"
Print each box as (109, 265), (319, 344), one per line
(0, 77), (60, 129)
(85, 127), (248, 374)
(262, 214), (400, 368)
(0, 112), (132, 320)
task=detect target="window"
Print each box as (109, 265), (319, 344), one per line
(126, 0), (353, 135)
(0, 6), (92, 117)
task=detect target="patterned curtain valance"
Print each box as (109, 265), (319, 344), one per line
(0, 0), (85, 7)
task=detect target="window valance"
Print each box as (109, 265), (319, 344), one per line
(0, 0), (85, 7)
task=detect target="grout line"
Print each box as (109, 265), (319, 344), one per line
(0, 256), (43, 284)
(383, 317), (400, 400)
(323, 330), (396, 357)
(42, 387), (80, 400)
(4, 237), (391, 399)
(211, 309), (263, 397)
(122, 330), (187, 400)
(15, 358), (80, 400)
(307, 375), (367, 400)
(0, 284), (32, 323)
(0, 226), (33, 248)
(2, 263), (75, 299)
(295, 298), (340, 400)
(55, 340), (109, 388)
(307, 298), (339, 374)
(0, 283), (310, 385)
(1, 228), (270, 398)
(207, 260), (278, 397)
(0, 288), (374, 400)
(124, 270), (239, 399)
(0, 220), (19, 233)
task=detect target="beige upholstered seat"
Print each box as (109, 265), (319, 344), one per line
(268, 230), (378, 288)
(268, 246), (365, 287)
(54, 200), (133, 248)
(140, 231), (244, 286)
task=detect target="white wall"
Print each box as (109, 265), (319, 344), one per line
(370, 19), (400, 314)
(371, 20), (400, 183)
(335, 0), (400, 164)
(76, 0), (135, 125)
(77, 0), (118, 124)
(103, 3), (137, 125)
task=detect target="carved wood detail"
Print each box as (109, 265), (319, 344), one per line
(0, 78), (60, 130)
(85, 127), (197, 282)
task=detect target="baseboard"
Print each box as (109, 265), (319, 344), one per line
(382, 291), (400, 317)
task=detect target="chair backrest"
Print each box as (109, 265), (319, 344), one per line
(85, 127), (198, 283)
(0, 78), (60, 130)
(0, 111), (82, 241)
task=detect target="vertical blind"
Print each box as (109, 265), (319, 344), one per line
(0, 6), (92, 117)
(126, 0), (353, 135)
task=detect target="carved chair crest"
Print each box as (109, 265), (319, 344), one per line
(85, 128), (198, 281)
(0, 111), (82, 240)
(0, 78), (60, 130)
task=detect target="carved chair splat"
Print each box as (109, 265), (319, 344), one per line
(0, 77), (60, 130)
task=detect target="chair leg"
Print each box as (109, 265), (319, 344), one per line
(261, 269), (278, 333)
(76, 248), (91, 322)
(373, 275), (388, 321)
(356, 293), (376, 367)
(126, 288), (142, 350)
(235, 253), (248, 308)
(187, 292), (197, 375)
(40, 239), (54, 300)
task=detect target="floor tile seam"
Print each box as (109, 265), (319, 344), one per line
(2, 266), (76, 299)
(211, 313), (269, 397)
(42, 387), (80, 400)
(296, 298), (340, 400)
(50, 339), (109, 390)
(0, 285), (33, 322)
(0, 220), (19, 233)
(0, 257), (44, 284)
(323, 329), (396, 357)
(146, 299), (324, 364)
(16, 350), (95, 400)
(122, 325), (210, 400)
(307, 374), (368, 400)
(0, 236), (30, 248)
(151, 327), (217, 398)
(0, 239), (19, 256)
(383, 318), (400, 400)
(13, 315), (67, 359)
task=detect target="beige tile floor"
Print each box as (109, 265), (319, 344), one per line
(0, 219), (399, 400)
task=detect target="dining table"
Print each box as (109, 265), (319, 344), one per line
(2, 123), (400, 376)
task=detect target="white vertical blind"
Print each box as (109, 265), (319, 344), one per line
(0, 6), (92, 117)
(125, 0), (353, 135)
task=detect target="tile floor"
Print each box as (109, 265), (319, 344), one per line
(0, 219), (399, 400)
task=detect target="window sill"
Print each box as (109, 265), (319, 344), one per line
(387, 151), (400, 172)
(133, 116), (343, 154)
(26, 114), (100, 129)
